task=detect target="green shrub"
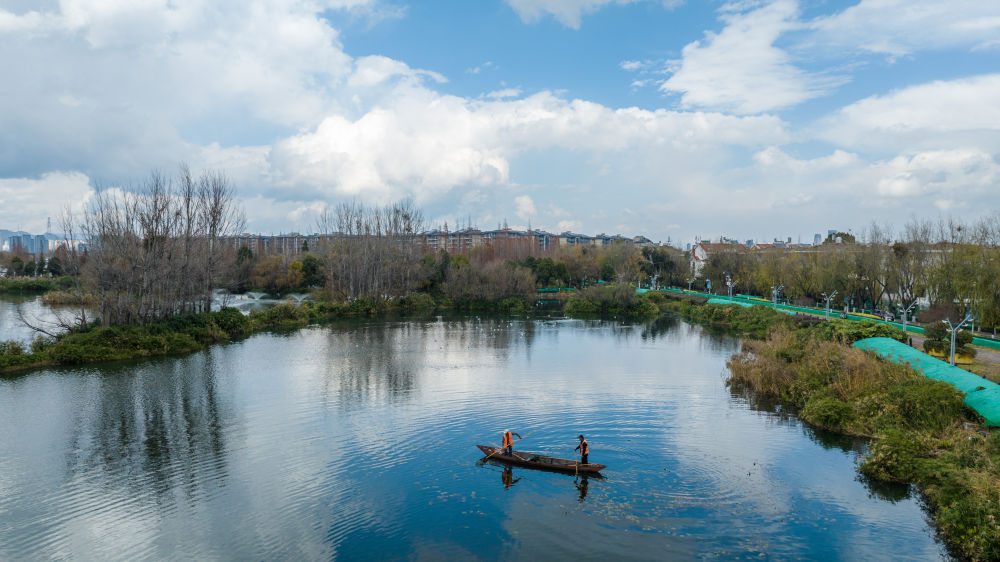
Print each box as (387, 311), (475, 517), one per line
(859, 429), (927, 483)
(250, 303), (309, 328)
(212, 307), (251, 337)
(564, 285), (659, 318)
(399, 293), (436, 312)
(801, 394), (854, 431)
(887, 379), (968, 432)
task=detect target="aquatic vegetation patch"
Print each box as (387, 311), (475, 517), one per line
(564, 284), (660, 318)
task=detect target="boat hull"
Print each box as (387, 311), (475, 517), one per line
(476, 445), (606, 474)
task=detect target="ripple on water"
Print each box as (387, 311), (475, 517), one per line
(0, 315), (950, 561)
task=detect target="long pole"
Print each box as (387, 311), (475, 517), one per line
(484, 435), (526, 461)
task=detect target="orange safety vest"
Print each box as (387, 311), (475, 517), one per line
(503, 431), (513, 448)
(580, 439), (589, 456)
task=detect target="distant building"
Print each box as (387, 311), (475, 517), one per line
(814, 233), (822, 246)
(690, 242), (747, 276)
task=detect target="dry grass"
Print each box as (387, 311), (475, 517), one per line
(967, 359), (1000, 384)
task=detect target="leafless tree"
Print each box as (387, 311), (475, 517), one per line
(80, 166), (244, 326)
(316, 199), (424, 300)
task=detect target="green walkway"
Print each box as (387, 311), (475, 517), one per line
(853, 337), (1000, 427)
(659, 288), (1000, 351)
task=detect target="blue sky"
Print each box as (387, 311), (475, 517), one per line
(1, 0), (999, 244)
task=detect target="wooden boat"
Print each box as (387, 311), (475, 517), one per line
(476, 445), (606, 474)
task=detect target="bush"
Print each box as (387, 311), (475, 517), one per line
(887, 379), (968, 432)
(212, 307), (251, 337)
(564, 284), (658, 318)
(812, 319), (906, 344)
(801, 394), (854, 431)
(398, 292), (436, 312)
(250, 303), (309, 328)
(859, 429), (927, 483)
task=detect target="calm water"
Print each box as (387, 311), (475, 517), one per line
(0, 294), (85, 345)
(0, 312), (948, 560)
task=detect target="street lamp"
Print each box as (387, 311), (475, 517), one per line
(821, 290), (838, 320)
(901, 300), (918, 333)
(725, 272), (736, 299)
(687, 277), (694, 291)
(942, 313), (972, 367)
(771, 284), (784, 305)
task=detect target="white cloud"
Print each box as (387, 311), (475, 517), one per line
(485, 88), (521, 99)
(465, 61), (495, 75)
(557, 220), (583, 232)
(514, 195), (536, 220)
(809, 0), (1000, 57)
(505, 0), (680, 29)
(0, 172), (94, 232)
(746, 146), (1000, 213)
(660, 0), (843, 114)
(348, 55), (446, 89)
(4, 0), (996, 242)
(268, 84), (789, 205)
(871, 149), (1000, 198)
(818, 74), (1000, 151)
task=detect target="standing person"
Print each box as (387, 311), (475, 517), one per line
(502, 430), (521, 456)
(575, 434), (589, 465)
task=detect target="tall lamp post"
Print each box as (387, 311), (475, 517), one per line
(725, 272), (736, 300)
(771, 284), (784, 305)
(901, 300), (918, 333)
(822, 290), (838, 320)
(942, 314), (972, 367)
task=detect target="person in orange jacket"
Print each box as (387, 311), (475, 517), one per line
(575, 434), (589, 465)
(502, 429), (521, 456)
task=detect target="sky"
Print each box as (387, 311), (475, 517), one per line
(0, 0), (999, 245)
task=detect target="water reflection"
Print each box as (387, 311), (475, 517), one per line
(501, 466), (521, 490)
(575, 474), (590, 502)
(0, 315), (950, 560)
(64, 353), (229, 503)
(640, 314), (681, 340)
(0, 294), (91, 346)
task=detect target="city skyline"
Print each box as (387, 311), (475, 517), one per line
(1, 1), (998, 242)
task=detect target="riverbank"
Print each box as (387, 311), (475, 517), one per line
(0, 277), (73, 294)
(667, 297), (999, 561)
(0, 292), (546, 374)
(0, 286), (875, 376)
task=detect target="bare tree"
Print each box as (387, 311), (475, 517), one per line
(316, 199), (424, 300)
(80, 166), (245, 326)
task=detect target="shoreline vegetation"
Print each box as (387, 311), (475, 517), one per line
(667, 297), (999, 561)
(0, 283), (666, 375)
(0, 276), (73, 294)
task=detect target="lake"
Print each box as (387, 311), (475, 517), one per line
(0, 310), (948, 559)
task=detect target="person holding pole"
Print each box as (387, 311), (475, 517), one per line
(575, 434), (589, 465)
(502, 430), (521, 456)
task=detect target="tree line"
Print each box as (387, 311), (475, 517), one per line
(699, 216), (1000, 330)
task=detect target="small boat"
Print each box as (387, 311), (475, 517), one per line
(476, 445), (606, 474)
